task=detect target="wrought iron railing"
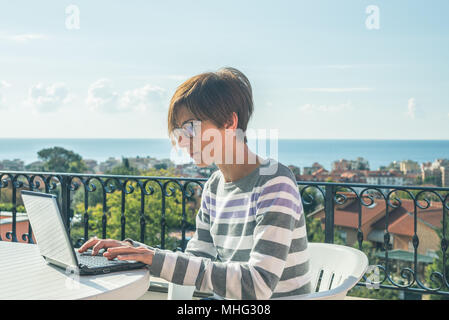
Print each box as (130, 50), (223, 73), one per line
(1, 170), (448, 298)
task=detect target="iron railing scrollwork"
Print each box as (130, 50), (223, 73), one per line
(1, 170), (449, 297)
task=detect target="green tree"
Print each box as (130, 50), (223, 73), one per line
(346, 241), (401, 300)
(423, 175), (441, 187)
(154, 163), (168, 170)
(37, 146), (87, 173)
(300, 186), (321, 215)
(0, 203), (25, 212)
(70, 167), (199, 250)
(424, 214), (449, 300)
(104, 157), (140, 176)
(71, 179), (105, 209)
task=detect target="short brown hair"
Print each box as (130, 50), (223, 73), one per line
(167, 67), (254, 146)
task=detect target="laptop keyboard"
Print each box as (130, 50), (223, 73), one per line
(75, 251), (136, 268)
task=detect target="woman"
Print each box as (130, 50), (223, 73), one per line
(78, 67), (312, 299)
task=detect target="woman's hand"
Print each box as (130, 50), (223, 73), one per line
(103, 246), (154, 265)
(77, 236), (132, 256)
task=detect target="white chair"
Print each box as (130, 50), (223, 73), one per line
(168, 242), (369, 300)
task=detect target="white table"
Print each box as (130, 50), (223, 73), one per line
(0, 241), (151, 300)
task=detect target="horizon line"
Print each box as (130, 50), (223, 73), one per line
(1, 137), (449, 141)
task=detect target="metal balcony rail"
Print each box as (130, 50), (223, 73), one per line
(1, 170), (448, 297)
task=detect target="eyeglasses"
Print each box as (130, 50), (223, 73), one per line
(172, 120), (201, 141)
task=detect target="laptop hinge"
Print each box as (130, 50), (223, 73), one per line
(43, 256), (79, 273)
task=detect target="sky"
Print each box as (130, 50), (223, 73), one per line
(0, 0), (448, 140)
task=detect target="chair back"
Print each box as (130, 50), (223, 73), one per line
(308, 243), (369, 294)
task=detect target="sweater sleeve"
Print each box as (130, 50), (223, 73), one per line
(124, 187), (217, 261)
(124, 178), (218, 276)
(146, 175), (304, 300)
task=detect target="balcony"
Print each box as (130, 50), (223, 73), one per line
(1, 169), (448, 300)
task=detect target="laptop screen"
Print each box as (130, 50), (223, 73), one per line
(21, 191), (78, 269)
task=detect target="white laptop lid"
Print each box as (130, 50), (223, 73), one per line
(21, 190), (78, 269)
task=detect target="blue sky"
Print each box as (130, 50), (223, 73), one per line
(0, 0), (448, 139)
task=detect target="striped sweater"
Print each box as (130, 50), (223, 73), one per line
(127, 157), (312, 299)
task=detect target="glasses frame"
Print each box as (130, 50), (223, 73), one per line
(172, 119), (202, 141)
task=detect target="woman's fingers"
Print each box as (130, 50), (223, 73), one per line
(117, 250), (154, 265)
(77, 236), (99, 253)
(92, 240), (108, 256)
(104, 246), (141, 258)
(117, 254), (142, 262)
(78, 238), (131, 255)
(104, 246), (153, 265)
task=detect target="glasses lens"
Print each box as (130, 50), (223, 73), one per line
(182, 122), (197, 138)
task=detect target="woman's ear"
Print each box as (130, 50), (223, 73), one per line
(225, 112), (238, 129)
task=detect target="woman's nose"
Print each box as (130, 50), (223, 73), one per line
(176, 133), (189, 147)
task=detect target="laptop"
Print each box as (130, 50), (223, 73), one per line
(21, 190), (146, 275)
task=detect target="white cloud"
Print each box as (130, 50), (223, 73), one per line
(0, 33), (48, 43)
(86, 79), (119, 112)
(300, 88), (373, 93)
(299, 101), (353, 113)
(25, 82), (70, 112)
(87, 79), (167, 113)
(120, 84), (167, 112)
(405, 98), (416, 119)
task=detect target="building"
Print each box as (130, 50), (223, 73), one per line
(421, 158), (449, 187)
(339, 171), (366, 183)
(364, 170), (405, 186)
(403, 172), (420, 186)
(332, 157), (370, 172)
(83, 159), (99, 173)
(287, 165), (301, 179)
(332, 159), (351, 172)
(441, 166), (449, 187)
(128, 156), (156, 171)
(0, 159), (25, 171)
(298, 167), (342, 183)
(308, 192), (442, 276)
(98, 157), (122, 173)
(399, 160), (420, 175)
(303, 162), (325, 175)
(0, 211), (35, 243)
(24, 161), (45, 172)
(312, 167), (329, 176)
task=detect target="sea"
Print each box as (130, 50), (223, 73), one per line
(1, 138), (449, 171)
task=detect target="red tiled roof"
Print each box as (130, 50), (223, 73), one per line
(378, 211), (439, 237)
(333, 198), (386, 229)
(341, 172), (357, 179)
(388, 214), (415, 237)
(310, 192), (386, 229)
(312, 168), (328, 175)
(401, 200), (443, 228)
(310, 192), (444, 236)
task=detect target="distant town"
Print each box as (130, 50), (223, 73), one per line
(290, 157), (449, 188)
(1, 156), (449, 188)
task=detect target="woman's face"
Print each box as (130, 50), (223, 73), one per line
(173, 106), (228, 167)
